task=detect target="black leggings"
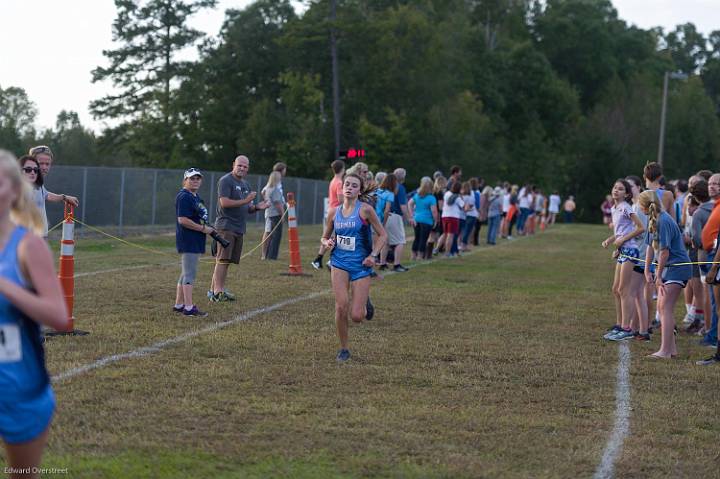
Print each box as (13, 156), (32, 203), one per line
(412, 223), (433, 254)
(509, 215), (517, 236)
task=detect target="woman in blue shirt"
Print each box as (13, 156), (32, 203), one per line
(321, 172), (387, 362)
(0, 150), (68, 475)
(174, 168), (213, 317)
(408, 177), (437, 260)
(639, 190), (691, 359)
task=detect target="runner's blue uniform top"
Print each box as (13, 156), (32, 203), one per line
(330, 202), (373, 281)
(0, 226), (55, 444)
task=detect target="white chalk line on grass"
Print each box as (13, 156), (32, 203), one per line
(52, 291), (329, 382)
(593, 341), (631, 479)
(52, 233), (534, 383)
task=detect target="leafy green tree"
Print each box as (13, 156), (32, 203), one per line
(0, 85), (37, 153)
(91, 0), (217, 166)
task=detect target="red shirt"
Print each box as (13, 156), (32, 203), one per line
(701, 198), (720, 251)
(328, 177), (343, 208)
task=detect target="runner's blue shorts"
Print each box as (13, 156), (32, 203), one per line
(0, 385), (55, 444)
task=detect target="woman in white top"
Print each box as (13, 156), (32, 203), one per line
(548, 192), (561, 225)
(441, 182), (469, 257)
(460, 181), (478, 251)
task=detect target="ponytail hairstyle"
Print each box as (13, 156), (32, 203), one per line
(0, 150), (43, 235)
(615, 178), (633, 204)
(639, 190), (662, 250)
(344, 171), (377, 204)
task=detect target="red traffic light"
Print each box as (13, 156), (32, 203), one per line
(340, 148), (365, 159)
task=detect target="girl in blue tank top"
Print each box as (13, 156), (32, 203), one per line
(321, 172), (388, 362)
(0, 150), (68, 472)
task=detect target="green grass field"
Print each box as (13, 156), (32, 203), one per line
(2, 223), (719, 478)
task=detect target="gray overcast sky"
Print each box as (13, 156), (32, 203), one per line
(0, 0), (718, 133)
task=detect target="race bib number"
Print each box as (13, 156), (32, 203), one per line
(336, 235), (356, 252)
(0, 324), (22, 363)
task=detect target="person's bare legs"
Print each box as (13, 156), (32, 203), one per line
(705, 284), (713, 332)
(182, 284), (194, 308)
(444, 233), (454, 256)
(350, 276), (371, 323)
(611, 263), (623, 326)
(260, 232), (270, 259)
(652, 283), (682, 358)
(618, 261), (635, 329)
(393, 243), (404, 266)
(211, 263), (229, 294)
(331, 268), (351, 350)
(5, 426), (50, 479)
(630, 270), (648, 333)
(175, 283), (184, 306)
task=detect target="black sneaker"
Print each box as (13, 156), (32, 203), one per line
(696, 355), (720, 366)
(336, 349), (351, 362)
(311, 257), (322, 270)
(183, 305), (208, 317)
(393, 264), (409, 272)
(173, 305), (184, 313)
(379, 264), (388, 271)
(365, 298), (374, 320)
(634, 332), (651, 342)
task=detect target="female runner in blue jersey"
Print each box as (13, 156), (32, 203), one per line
(0, 150), (68, 478)
(321, 172), (387, 362)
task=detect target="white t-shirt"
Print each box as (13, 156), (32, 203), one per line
(33, 186), (49, 236)
(549, 195), (561, 213)
(464, 194), (478, 218)
(502, 193), (510, 213)
(518, 190), (531, 209)
(442, 191), (465, 219)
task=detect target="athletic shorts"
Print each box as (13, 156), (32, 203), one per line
(663, 279), (688, 288)
(385, 213), (406, 246)
(442, 217), (460, 235)
(0, 385), (55, 444)
(216, 230), (244, 264)
(329, 259), (372, 282)
(617, 246), (641, 265)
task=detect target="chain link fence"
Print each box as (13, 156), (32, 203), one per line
(44, 166), (329, 235)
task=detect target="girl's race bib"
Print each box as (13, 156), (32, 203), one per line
(0, 324), (21, 363)
(336, 235), (356, 251)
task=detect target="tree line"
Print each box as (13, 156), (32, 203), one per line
(2, 0), (720, 221)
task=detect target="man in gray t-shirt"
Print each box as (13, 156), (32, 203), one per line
(210, 155), (269, 302)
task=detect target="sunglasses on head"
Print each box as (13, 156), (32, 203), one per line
(29, 146), (52, 156)
(22, 167), (39, 174)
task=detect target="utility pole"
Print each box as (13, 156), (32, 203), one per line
(657, 72), (669, 166)
(657, 71), (689, 167)
(330, 0), (341, 161)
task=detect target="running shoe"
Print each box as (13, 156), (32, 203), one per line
(634, 333), (651, 342)
(685, 318), (702, 334)
(609, 330), (635, 341)
(336, 349), (351, 362)
(682, 313), (694, 325)
(173, 305), (184, 313)
(365, 298), (375, 321)
(393, 264), (409, 272)
(183, 305), (208, 317)
(379, 264), (388, 271)
(603, 325), (622, 339)
(650, 319), (661, 329)
(311, 258), (322, 270)
(696, 355), (720, 366)
(223, 290), (236, 301)
(210, 291), (232, 303)
(206, 290), (214, 299)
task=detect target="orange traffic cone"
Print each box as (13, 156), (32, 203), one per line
(282, 192), (310, 277)
(48, 203), (88, 336)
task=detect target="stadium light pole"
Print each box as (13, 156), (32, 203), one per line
(330, 0), (341, 161)
(657, 71), (689, 166)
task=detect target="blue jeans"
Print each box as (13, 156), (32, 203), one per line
(487, 215), (500, 244)
(705, 285), (718, 344)
(451, 219), (465, 254)
(563, 211), (574, 223)
(462, 217), (477, 245)
(518, 207), (531, 232)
